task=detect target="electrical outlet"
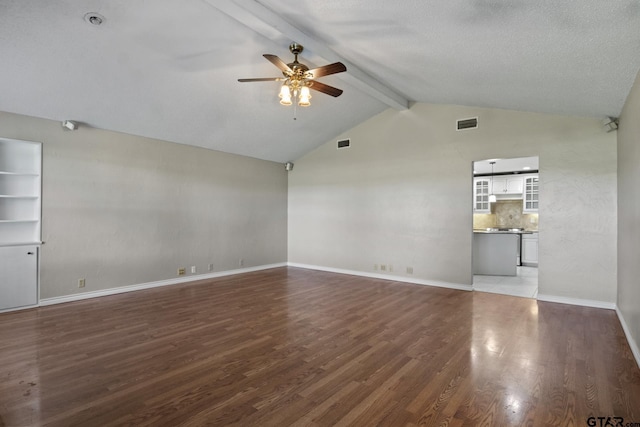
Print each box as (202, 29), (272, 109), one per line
(208, 263), (214, 271)
(78, 278), (85, 288)
(178, 267), (186, 276)
(380, 264), (387, 271)
(406, 266), (414, 274)
(239, 259), (244, 267)
(389, 264), (394, 272)
(191, 266), (197, 274)
(374, 264), (378, 271)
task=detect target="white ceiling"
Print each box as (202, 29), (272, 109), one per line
(0, 0), (638, 163)
(474, 156), (539, 175)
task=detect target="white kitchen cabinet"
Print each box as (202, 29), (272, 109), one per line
(523, 175), (539, 213)
(473, 178), (491, 213)
(521, 233), (538, 266)
(0, 138), (41, 311)
(491, 176), (524, 194)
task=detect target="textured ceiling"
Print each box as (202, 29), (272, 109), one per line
(0, 0), (638, 162)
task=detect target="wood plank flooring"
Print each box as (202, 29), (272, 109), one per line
(1, 267), (639, 426)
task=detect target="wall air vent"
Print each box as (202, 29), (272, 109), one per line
(456, 117), (478, 131)
(337, 138), (351, 149)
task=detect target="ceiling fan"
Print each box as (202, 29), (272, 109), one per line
(238, 42), (346, 107)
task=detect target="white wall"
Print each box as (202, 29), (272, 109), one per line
(0, 111), (288, 299)
(618, 70), (640, 351)
(289, 103), (617, 303)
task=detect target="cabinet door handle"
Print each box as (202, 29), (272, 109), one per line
(27, 252), (34, 255)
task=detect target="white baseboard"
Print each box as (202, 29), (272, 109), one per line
(39, 263), (287, 306)
(536, 294), (616, 310)
(287, 262), (472, 291)
(615, 306), (640, 370)
(0, 303), (39, 314)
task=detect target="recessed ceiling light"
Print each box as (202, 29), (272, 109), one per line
(84, 12), (105, 26)
(523, 166), (531, 170)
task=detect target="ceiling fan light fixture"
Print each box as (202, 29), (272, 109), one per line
(238, 42), (346, 110)
(298, 86), (311, 107)
(279, 84), (292, 105)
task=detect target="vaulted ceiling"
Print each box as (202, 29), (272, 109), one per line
(1, 0), (638, 162)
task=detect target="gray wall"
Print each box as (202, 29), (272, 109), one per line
(0, 111), (288, 299)
(618, 70), (640, 351)
(289, 103), (617, 303)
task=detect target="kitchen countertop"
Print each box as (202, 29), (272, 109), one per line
(473, 228), (536, 234)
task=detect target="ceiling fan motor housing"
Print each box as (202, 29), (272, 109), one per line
(289, 43), (303, 55)
(287, 43), (309, 78)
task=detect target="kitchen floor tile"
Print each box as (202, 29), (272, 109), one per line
(473, 266), (538, 299)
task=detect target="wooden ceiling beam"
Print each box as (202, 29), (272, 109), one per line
(206, 0), (409, 110)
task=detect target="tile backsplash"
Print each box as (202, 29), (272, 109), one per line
(473, 200), (538, 230)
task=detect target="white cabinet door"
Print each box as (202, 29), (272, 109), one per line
(491, 176), (523, 194)
(506, 177), (523, 194)
(523, 175), (539, 213)
(0, 245), (38, 310)
(491, 177), (507, 193)
(473, 178), (491, 213)
(521, 234), (538, 265)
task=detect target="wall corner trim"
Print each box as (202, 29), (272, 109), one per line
(615, 306), (640, 370)
(39, 263), (287, 307)
(287, 262), (472, 291)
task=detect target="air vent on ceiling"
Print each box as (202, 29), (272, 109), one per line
(456, 117), (478, 131)
(337, 138), (351, 149)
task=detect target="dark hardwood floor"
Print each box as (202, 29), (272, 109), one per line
(1, 267), (639, 426)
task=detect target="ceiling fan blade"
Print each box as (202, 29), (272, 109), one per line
(263, 54), (292, 74)
(309, 81), (343, 97)
(307, 62), (347, 79)
(238, 77), (285, 82)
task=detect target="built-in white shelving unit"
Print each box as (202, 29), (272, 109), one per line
(0, 139), (42, 246)
(0, 137), (41, 311)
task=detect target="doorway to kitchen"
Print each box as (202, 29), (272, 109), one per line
(472, 156), (539, 298)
